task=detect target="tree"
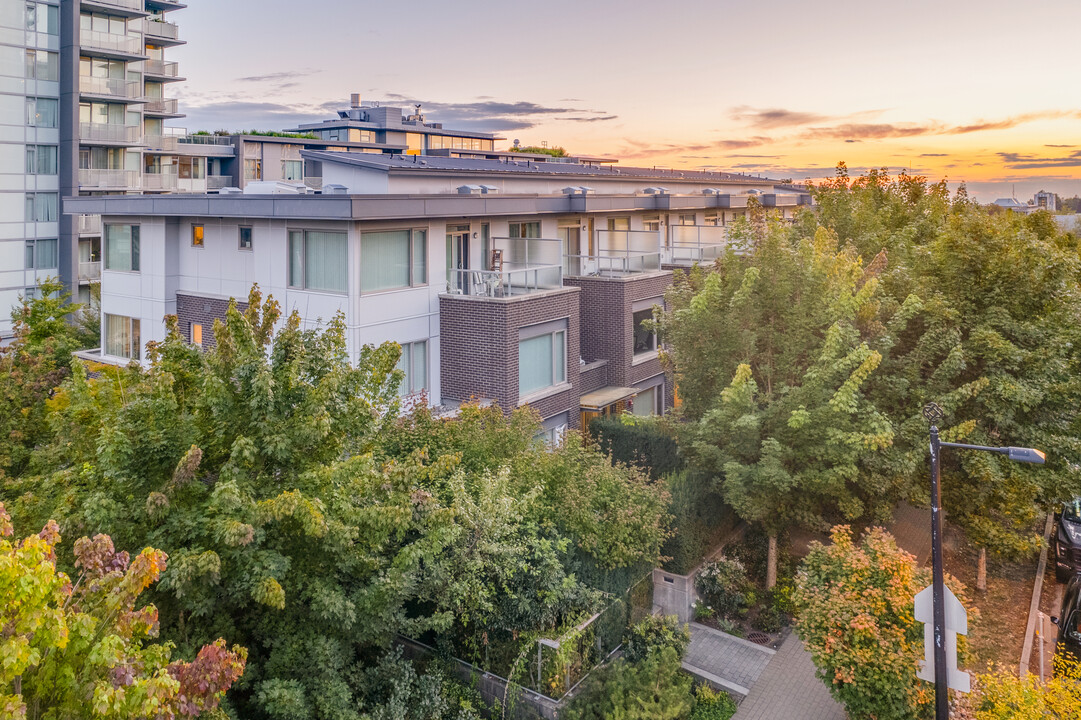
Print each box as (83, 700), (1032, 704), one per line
(660, 221), (896, 586)
(0, 503), (245, 720)
(953, 657), (1081, 719)
(563, 647), (693, 720)
(794, 525), (970, 720)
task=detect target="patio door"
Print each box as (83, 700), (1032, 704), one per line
(446, 224), (470, 291)
(559, 223), (583, 276)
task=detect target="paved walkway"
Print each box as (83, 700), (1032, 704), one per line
(732, 633), (845, 720)
(682, 622), (774, 696)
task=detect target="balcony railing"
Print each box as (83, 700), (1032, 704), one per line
(447, 264), (563, 298)
(79, 169), (141, 189)
(141, 18), (179, 40)
(207, 175), (233, 190)
(179, 134), (233, 145)
(142, 172), (178, 191)
(83, 0), (145, 13)
(80, 122), (140, 144)
(142, 134), (178, 151)
(81, 30), (144, 56)
(79, 76), (141, 99)
(77, 215), (101, 235)
(144, 98), (179, 114)
(565, 229), (664, 277)
(666, 226), (729, 265)
(79, 261), (102, 283)
(303, 176), (323, 191)
(144, 59), (179, 78)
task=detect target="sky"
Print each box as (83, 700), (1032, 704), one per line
(170, 0), (1081, 203)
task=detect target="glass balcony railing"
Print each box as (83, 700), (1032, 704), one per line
(565, 229), (664, 277)
(77, 215), (101, 235)
(83, 0), (145, 12)
(79, 261), (102, 282)
(142, 18), (179, 40)
(143, 98), (179, 114)
(666, 226), (729, 265)
(180, 134), (233, 146)
(80, 122), (140, 143)
(81, 30), (144, 56)
(446, 264), (563, 298)
(79, 76), (141, 99)
(207, 175), (233, 190)
(79, 169), (141, 189)
(144, 59), (179, 78)
(142, 172), (178, 191)
(142, 134), (177, 151)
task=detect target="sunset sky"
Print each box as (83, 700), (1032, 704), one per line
(171, 0), (1081, 202)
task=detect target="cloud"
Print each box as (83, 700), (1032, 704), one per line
(1046, 144), (1077, 148)
(565, 115), (619, 123)
(845, 139), (860, 143)
(920, 153), (948, 157)
(730, 106), (831, 128)
(995, 149), (1081, 170)
(800, 123), (935, 141)
(615, 136), (773, 160)
(235, 69), (319, 83)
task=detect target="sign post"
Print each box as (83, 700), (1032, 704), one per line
(914, 584), (970, 694)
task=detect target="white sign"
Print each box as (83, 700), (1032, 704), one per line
(914, 584), (970, 693)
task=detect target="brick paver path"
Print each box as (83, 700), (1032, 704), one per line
(682, 622), (774, 695)
(732, 633), (845, 720)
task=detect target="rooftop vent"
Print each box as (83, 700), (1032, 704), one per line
(323, 184), (349, 195)
(703, 188), (722, 195)
(218, 186), (243, 195)
(642, 187), (669, 195)
(350, 93), (362, 108)
(457, 184), (483, 195)
(480, 185), (499, 194)
(562, 186), (595, 196)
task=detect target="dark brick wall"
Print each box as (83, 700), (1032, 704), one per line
(579, 360), (609, 395)
(563, 272), (673, 396)
(176, 293), (249, 349)
(440, 287), (582, 428)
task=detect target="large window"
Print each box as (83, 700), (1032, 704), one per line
(360, 229), (427, 293)
(26, 97), (57, 127)
(25, 49), (58, 81)
(25, 193), (57, 222)
(104, 224), (139, 272)
(519, 322), (567, 397)
(32, 239), (58, 269)
(282, 160), (303, 182)
(26, 2), (59, 34)
(243, 159), (262, 181)
(288, 230), (347, 292)
(633, 307), (658, 356)
(105, 314), (140, 360)
(509, 221), (541, 238)
(26, 145), (57, 175)
(396, 340), (428, 397)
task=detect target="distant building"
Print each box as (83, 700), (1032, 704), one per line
(991, 197), (1029, 212)
(992, 191), (1059, 214)
(1034, 190), (1057, 212)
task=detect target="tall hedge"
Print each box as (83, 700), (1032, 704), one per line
(589, 416), (683, 481)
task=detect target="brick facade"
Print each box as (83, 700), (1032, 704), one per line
(439, 287), (582, 428)
(579, 360), (609, 395)
(176, 293), (249, 349)
(563, 272), (673, 400)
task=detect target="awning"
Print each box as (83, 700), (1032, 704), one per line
(580, 386), (639, 411)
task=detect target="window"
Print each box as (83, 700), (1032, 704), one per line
(192, 224), (204, 247)
(536, 412), (569, 447)
(26, 3), (59, 34)
(243, 159), (262, 181)
(25, 193), (58, 222)
(704, 213), (720, 226)
(509, 222), (541, 238)
(643, 216), (661, 232)
(519, 322), (567, 397)
(25, 50), (58, 81)
(633, 307), (657, 356)
(178, 157), (205, 180)
(25, 241), (34, 269)
(288, 230), (347, 292)
(105, 224), (139, 271)
(35, 239), (58, 269)
(190, 323), (202, 347)
(608, 217), (630, 232)
(238, 227), (253, 251)
(632, 385), (661, 417)
(282, 160), (303, 181)
(395, 340), (428, 397)
(26, 98), (58, 127)
(360, 229), (427, 293)
(26, 145), (57, 175)
(105, 314), (140, 360)
(679, 214), (696, 226)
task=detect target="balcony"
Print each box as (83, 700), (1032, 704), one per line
(178, 135), (235, 157)
(142, 172), (178, 191)
(446, 236), (563, 298)
(77, 215), (101, 235)
(79, 76), (142, 101)
(80, 30), (145, 57)
(79, 168), (141, 189)
(143, 59), (181, 80)
(80, 122), (140, 144)
(141, 18), (180, 42)
(207, 175), (234, 190)
(564, 229), (663, 278)
(142, 134), (178, 151)
(143, 97), (180, 116)
(303, 176), (323, 191)
(80, 0), (148, 18)
(79, 261), (101, 283)
(666, 225), (728, 266)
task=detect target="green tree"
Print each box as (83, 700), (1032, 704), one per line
(0, 503), (245, 720)
(563, 647), (693, 720)
(954, 657), (1081, 719)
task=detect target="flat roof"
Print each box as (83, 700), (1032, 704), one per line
(580, 386), (639, 410)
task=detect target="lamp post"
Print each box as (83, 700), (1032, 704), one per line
(922, 402), (1045, 719)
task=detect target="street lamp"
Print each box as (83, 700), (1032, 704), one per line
(923, 402), (1045, 719)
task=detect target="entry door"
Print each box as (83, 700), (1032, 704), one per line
(446, 226), (470, 291)
(560, 225), (582, 276)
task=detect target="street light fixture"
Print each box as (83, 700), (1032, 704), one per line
(923, 402), (1045, 720)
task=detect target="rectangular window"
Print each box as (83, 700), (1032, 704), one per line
(25, 241), (34, 269)
(633, 308), (657, 356)
(679, 214), (696, 226)
(238, 226), (253, 251)
(643, 216), (661, 232)
(395, 340), (428, 397)
(288, 230), (347, 292)
(360, 229), (427, 293)
(105, 314), (140, 360)
(25, 50), (58, 81)
(27, 97), (58, 127)
(27, 3), (59, 33)
(282, 160), (303, 181)
(632, 386), (659, 417)
(35, 239), (58, 269)
(104, 224), (140, 272)
(608, 217), (630, 232)
(25, 193), (58, 222)
(192, 224), (204, 247)
(26, 145), (58, 175)
(509, 221), (541, 238)
(519, 325), (566, 397)
(243, 158), (262, 181)
(191, 323), (202, 347)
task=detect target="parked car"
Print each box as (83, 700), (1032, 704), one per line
(1052, 574), (1081, 662)
(1053, 498), (1081, 582)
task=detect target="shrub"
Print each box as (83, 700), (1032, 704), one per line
(693, 603), (715, 622)
(726, 526), (791, 587)
(623, 615), (690, 663)
(713, 618), (743, 638)
(695, 557), (749, 619)
(590, 415), (683, 480)
(563, 647), (693, 720)
(662, 470), (736, 574)
(690, 685), (738, 720)
(752, 605), (787, 634)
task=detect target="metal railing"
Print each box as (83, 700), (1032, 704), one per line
(79, 261), (101, 282)
(81, 30), (144, 56)
(142, 172), (178, 191)
(79, 169), (141, 189)
(564, 249), (662, 277)
(77, 215), (101, 235)
(446, 264), (563, 298)
(144, 59), (179, 78)
(80, 122), (140, 144)
(144, 98), (179, 114)
(142, 134), (178, 151)
(79, 76), (141, 99)
(141, 18), (179, 40)
(206, 175), (233, 190)
(667, 226), (729, 265)
(179, 134), (233, 145)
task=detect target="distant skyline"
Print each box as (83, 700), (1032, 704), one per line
(170, 0), (1081, 202)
